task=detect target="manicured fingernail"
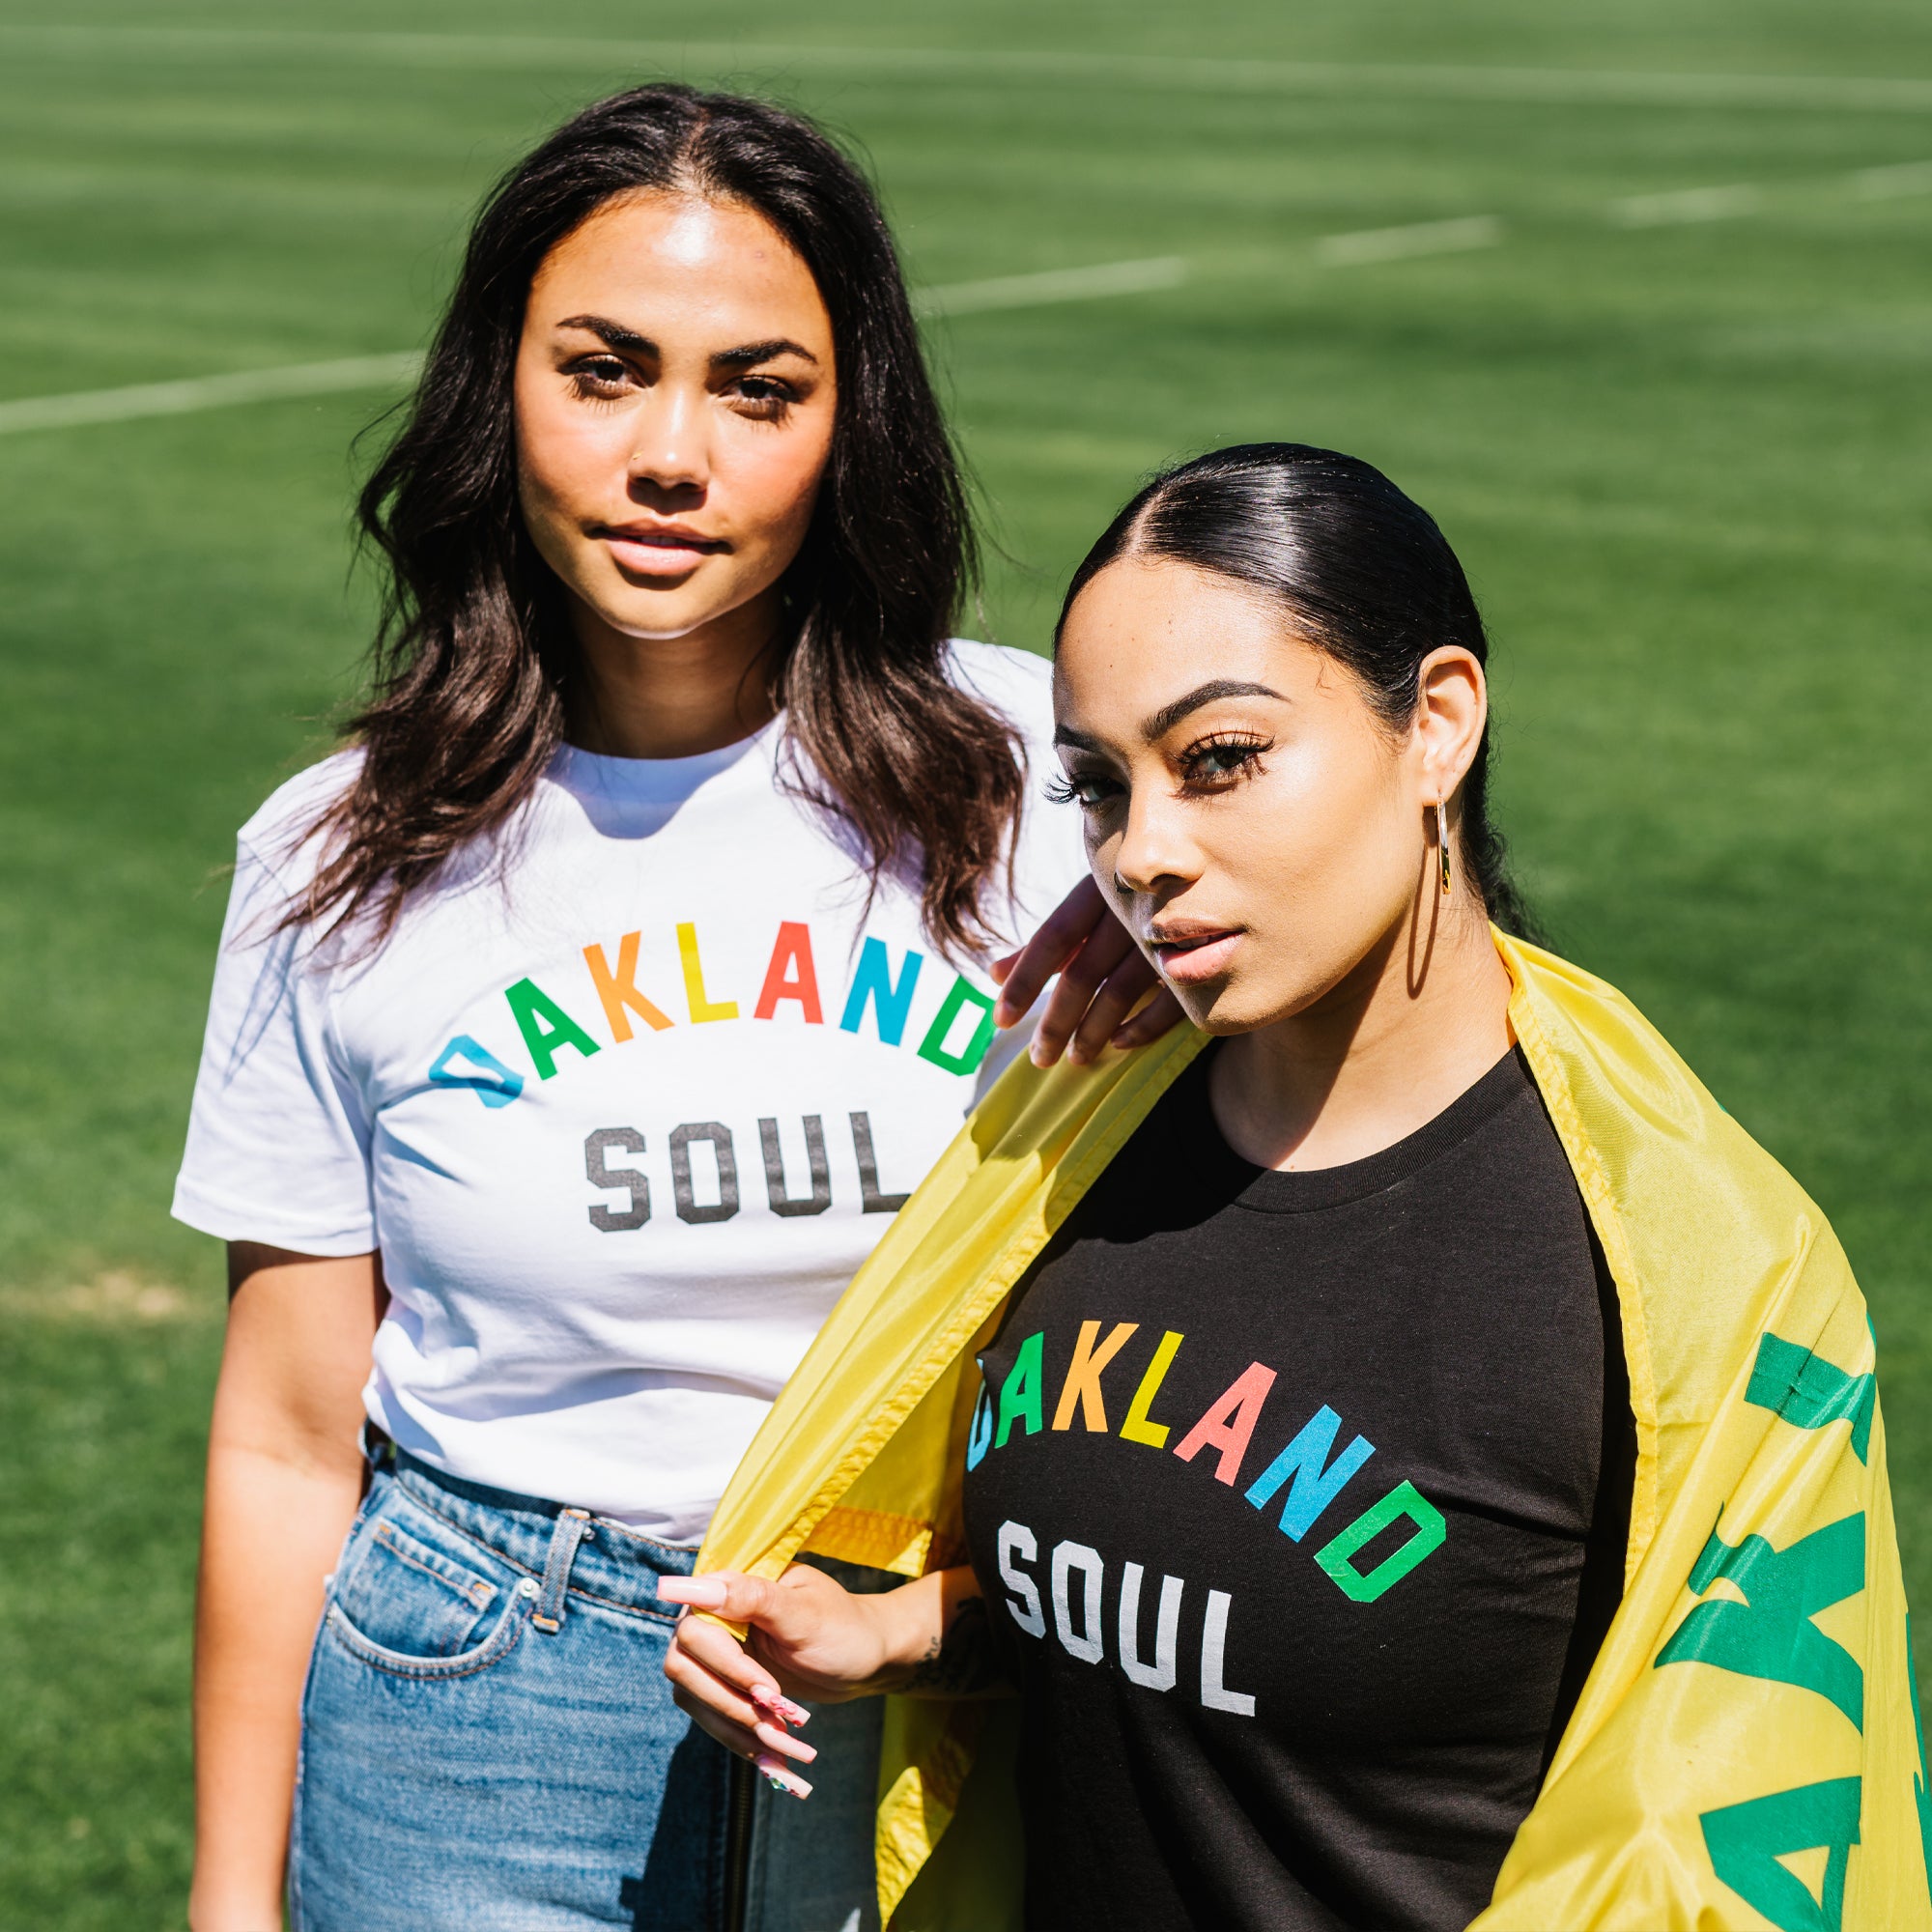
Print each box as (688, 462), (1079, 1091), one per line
(754, 1721), (816, 1764)
(751, 1686), (811, 1728)
(656, 1577), (728, 1610)
(756, 1753), (813, 1800)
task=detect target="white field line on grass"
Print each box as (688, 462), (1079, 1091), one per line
(4, 28), (1932, 117)
(0, 352), (425, 436)
(1605, 157), (1932, 229)
(1853, 159), (1932, 197)
(916, 256), (1187, 316)
(1314, 215), (1504, 266)
(1608, 184), (1765, 227)
(4, 154), (1928, 439)
(0, 264), (1188, 438)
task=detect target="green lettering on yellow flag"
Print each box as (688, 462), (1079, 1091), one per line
(1909, 1615), (1932, 1907)
(1657, 1512), (1865, 1728)
(1700, 1776), (1861, 1932)
(1747, 1332), (1875, 1464)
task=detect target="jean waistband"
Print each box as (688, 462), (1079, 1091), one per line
(372, 1439), (696, 1621)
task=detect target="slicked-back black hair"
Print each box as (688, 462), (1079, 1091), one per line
(1058, 442), (1540, 940)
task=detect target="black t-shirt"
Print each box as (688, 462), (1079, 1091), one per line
(960, 1045), (1634, 1932)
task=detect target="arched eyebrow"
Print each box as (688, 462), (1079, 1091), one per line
(1139, 679), (1287, 741)
(556, 314), (653, 353)
(711, 338), (819, 370)
(553, 315), (819, 369)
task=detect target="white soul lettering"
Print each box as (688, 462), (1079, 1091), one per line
(990, 1520), (1257, 1718)
(998, 1520), (1046, 1638)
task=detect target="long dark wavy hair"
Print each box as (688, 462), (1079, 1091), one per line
(290, 84), (1023, 956)
(1058, 444), (1542, 941)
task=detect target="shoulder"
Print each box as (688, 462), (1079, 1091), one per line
(226, 746), (365, 912)
(943, 638), (1054, 745)
(234, 747), (365, 889)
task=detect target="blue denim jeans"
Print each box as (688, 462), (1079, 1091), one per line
(290, 1446), (884, 1931)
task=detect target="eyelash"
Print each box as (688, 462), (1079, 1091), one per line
(1046, 733), (1271, 810)
(1042, 771), (1098, 808)
(1178, 733), (1270, 787)
(563, 358), (798, 419)
(565, 356), (633, 402)
(731, 376), (796, 420)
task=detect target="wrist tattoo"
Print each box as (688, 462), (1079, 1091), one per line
(899, 1594), (1002, 1696)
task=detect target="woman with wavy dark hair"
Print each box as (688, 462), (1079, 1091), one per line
(175, 83), (1167, 1932)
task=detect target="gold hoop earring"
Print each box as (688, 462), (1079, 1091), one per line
(1435, 801), (1452, 897)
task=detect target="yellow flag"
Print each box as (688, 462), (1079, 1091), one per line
(698, 937), (1931, 1931)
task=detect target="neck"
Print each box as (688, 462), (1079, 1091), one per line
(1209, 887), (1514, 1172)
(563, 587), (782, 760)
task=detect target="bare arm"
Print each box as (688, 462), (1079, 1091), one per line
(661, 1564), (999, 1796)
(189, 1244), (384, 1932)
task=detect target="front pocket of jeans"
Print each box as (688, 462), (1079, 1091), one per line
(327, 1515), (519, 1674)
(326, 1576), (533, 1681)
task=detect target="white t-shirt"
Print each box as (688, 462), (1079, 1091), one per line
(175, 641), (1082, 1543)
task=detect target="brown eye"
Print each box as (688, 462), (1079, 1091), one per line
(731, 376), (797, 420)
(566, 356), (632, 399)
(1179, 736), (1268, 787)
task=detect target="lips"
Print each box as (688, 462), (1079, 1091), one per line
(597, 525), (729, 573)
(1149, 925), (1242, 984)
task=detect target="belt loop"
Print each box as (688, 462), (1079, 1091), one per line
(531, 1508), (593, 1634)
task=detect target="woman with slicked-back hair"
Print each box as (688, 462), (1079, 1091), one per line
(664, 446), (1919, 1932)
(177, 84), (1172, 1931)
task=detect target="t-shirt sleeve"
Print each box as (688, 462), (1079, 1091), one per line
(171, 836), (378, 1256)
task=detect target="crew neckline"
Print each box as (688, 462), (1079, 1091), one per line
(548, 714), (782, 805)
(1166, 1042), (1534, 1215)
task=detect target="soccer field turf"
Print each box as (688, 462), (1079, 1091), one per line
(2, 1), (1929, 1918)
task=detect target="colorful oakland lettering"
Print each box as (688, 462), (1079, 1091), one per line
(430, 920), (1001, 1108)
(968, 1321), (1448, 1605)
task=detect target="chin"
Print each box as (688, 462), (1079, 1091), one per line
(599, 568), (771, 644)
(594, 589), (723, 642)
(1168, 978), (1256, 1036)
(1172, 974), (1311, 1037)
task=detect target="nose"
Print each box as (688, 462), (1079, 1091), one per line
(1109, 785), (1199, 900)
(625, 383), (710, 503)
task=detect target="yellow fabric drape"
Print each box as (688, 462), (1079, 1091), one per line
(698, 936), (1932, 1931)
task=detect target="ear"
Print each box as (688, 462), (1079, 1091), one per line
(1412, 646), (1488, 810)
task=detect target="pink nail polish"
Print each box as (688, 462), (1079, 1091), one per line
(755, 1721), (817, 1764)
(655, 1576), (728, 1610)
(755, 1752), (812, 1800)
(751, 1686), (812, 1728)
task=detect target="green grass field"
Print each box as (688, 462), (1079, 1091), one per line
(2, 2), (1929, 1920)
